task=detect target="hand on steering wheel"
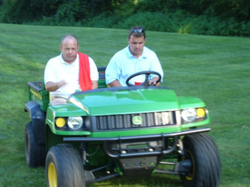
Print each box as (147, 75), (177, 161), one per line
(125, 71), (161, 86)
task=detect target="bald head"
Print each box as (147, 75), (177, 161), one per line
(61, 34), (79, 45)
(60, 34), (79, 64)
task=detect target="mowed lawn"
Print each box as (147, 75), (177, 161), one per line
(0, 23), (249, 187)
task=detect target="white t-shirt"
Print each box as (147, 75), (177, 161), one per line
(44, 53), (98, 98)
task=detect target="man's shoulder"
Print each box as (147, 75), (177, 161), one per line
(143, 46), (155, 54)
(47, 55), (61, 65)
(113, 46), (129, 57)
(143, 46), (157, 58)
(113, 47), (129, 59)
(49, 54), (61, 61)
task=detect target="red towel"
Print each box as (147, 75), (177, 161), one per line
(78, 52), (92, 91)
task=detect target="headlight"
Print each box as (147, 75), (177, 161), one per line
(67, 116), (83, 130)
(181, 108), (196, 122)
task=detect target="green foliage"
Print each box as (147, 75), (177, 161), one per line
(115, 12), (168, 31)
(0, 0), (249, 36)
(134, 0), (170, 12)
(83, 12), (119, 28)
(113, 0), (136, 18)
(0, 0), (52, 23)
(190, 16), (250, 36)
(0, 0), (110, 24)
(112, 11), (250, 36)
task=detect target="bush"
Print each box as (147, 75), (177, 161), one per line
(114, 12), (167, 31)
(83, 12), (119, 28)
(190, 16), (250, 36)
(12, 9), (250, 37)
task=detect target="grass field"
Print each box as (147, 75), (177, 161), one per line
(0, 23), (249, 187)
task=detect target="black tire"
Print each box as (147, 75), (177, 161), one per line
(180, 133), (221, 187)
(25, 121), (46, 167)
(46, 144), (85, 187)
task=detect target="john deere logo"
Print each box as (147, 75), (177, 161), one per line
(132, 116), (142, 125)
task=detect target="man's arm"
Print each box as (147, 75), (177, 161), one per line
(92, 80), (98, 89)
(45, 80), (66, 92)
(108, 80), (122, 87)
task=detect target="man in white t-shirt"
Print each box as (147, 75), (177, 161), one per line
(44, 34), (99, 105)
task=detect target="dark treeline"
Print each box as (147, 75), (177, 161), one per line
(0, 0), (249, 36)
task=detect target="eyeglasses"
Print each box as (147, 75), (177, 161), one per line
(130, 28), (144, 33)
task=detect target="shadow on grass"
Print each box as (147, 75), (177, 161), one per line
(89, 174), (183, 187)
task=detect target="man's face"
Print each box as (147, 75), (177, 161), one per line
(60, 38), (79, 64)
(128, 35), (145, 58)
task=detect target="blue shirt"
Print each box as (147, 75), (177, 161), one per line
(105, 46), (164, 86)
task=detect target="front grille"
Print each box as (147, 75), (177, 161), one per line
(94, 111), (176, 130)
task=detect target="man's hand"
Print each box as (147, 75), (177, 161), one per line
(149, 77), (160, 86)
(92, 80), (98, 89)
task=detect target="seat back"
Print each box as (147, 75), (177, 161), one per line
(97, 67), (107, 88)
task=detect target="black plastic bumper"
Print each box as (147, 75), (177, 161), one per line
(63, 127), (211, 158)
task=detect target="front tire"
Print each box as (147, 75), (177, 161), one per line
(45, 144), (85, 187)
(180, 133), (221, 187)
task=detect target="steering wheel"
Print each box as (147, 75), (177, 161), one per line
(125, 71), (161, 86)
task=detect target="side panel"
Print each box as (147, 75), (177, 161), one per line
(25, 100), (46, 145)
(25, 100), (44, 119)
(27, 81), (49, 112)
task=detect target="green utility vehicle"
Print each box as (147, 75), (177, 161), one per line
(25, 67), (221, 187)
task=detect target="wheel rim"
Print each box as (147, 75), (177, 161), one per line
(184, 150), (195, 181)
(48, 162), (57, 187)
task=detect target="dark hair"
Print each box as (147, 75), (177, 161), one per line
(61, 34), (79, 45)
(128, 26), (146, 39)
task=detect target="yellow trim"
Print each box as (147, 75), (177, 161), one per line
(30, 89), (42, 100)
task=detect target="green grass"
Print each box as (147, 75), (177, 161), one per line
(0, 23), (249, 187)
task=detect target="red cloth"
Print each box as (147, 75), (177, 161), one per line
(78, 52), (92, 91)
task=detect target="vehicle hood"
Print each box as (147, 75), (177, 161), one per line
(68, 87), (179, 115)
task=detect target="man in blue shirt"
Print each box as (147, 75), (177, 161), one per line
(105, 26), (164, 87)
